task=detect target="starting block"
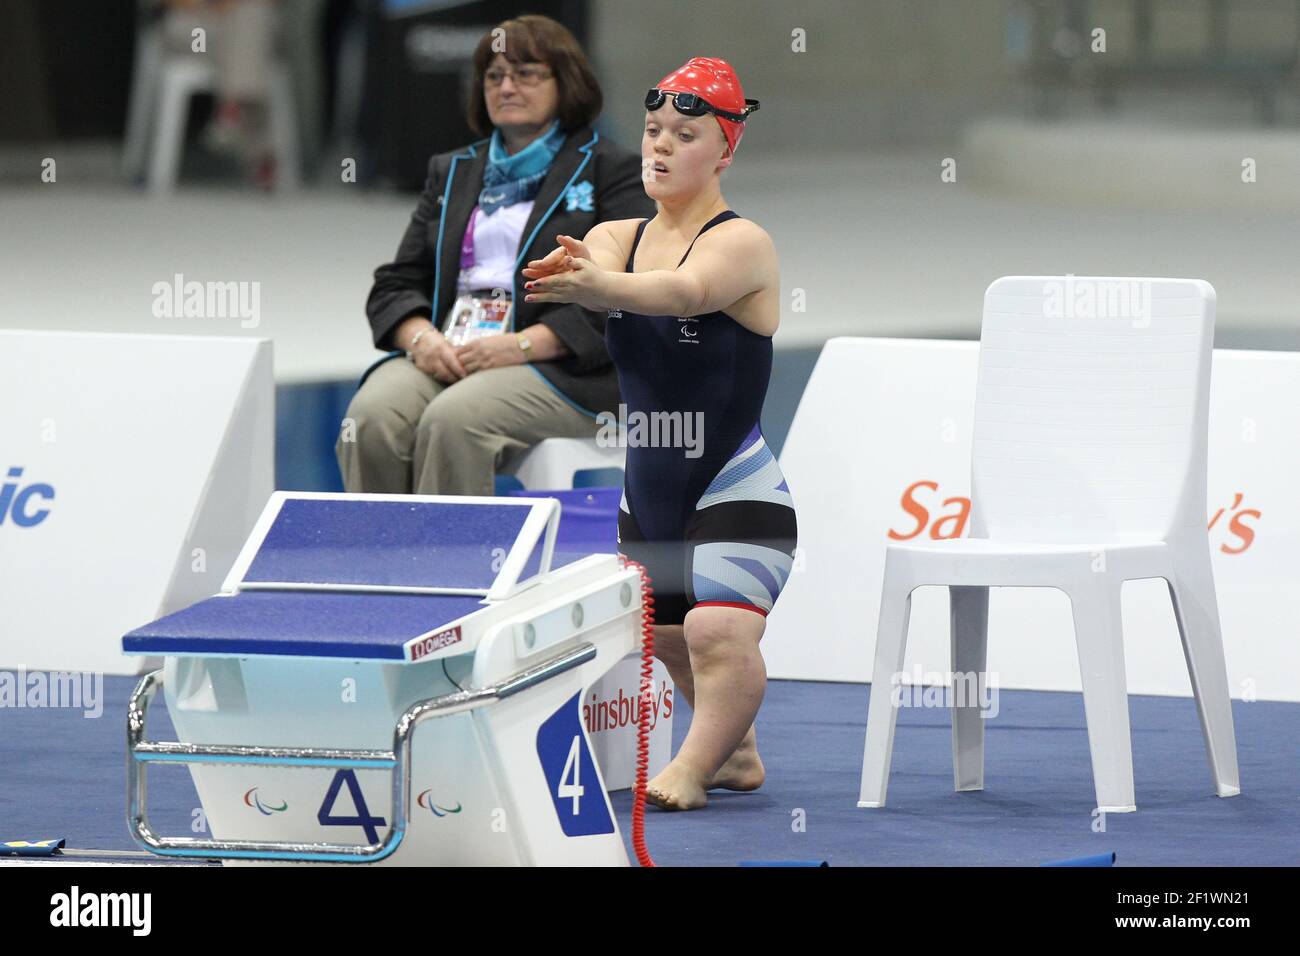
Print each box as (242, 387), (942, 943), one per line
(121, 492), (649, 866)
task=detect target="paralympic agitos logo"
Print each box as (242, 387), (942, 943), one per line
(243, 787), (288, 815)
(890, 480), (1260, 554)
(416, 790), (462, 817)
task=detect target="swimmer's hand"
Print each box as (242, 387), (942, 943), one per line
(523, 237), (610, 310)
(523, 234), (592, 280)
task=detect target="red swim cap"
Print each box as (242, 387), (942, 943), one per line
(654, 57), (752, 155)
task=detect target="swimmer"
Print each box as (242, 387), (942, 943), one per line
(523, 57), (798, 810)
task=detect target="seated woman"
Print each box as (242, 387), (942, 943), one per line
(338, 14), (652, 495)
(524, 58), (799, 810)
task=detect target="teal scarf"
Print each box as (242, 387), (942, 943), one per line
(479, 120), (566, 215)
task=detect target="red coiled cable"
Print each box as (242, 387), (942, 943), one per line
(619, 555), (657, 868)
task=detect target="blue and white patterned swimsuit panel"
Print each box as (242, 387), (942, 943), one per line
(605, 210), (798, 625)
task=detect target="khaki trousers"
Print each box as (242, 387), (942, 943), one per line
(336, 356), (602, 496)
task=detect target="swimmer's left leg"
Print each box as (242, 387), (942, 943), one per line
(652, 623), (764, 792)
(645, 605), (767, 811)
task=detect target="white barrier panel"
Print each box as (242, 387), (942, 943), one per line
(0, 330), (273, 675)
(768, 337), (1300, 702)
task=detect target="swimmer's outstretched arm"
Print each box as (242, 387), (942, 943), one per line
(524, 220), (776, 318)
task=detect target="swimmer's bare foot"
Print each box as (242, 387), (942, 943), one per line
(645, 759), (709, 811)
(704, 725), (765, 792)
(707, 739), (765, 792)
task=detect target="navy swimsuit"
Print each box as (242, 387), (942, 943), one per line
(605, 210), (798, 625)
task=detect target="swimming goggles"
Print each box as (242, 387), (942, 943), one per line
(644, 88), (759, 124)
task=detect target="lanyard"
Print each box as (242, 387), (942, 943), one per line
(459, 206), (479, 271)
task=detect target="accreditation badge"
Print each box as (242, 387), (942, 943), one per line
(442, 293), (512, 346)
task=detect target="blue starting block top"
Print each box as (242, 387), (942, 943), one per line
(234, 495), (549, 592)
(122, 590), (485, 660)
(122, 493), (565, 661)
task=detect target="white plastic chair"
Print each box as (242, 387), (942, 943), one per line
(503, 437), (626, 490)
(859, 276), (1240, 813)
(122, 10), (300, 193)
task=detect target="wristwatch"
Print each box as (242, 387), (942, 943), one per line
(516, 333), (532, 359)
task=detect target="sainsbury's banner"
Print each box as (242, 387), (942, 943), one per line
(767, 337), (1300, 702)
(586, 654), (673, 791)
(0, 331), (273, 675)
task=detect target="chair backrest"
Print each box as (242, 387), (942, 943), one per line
(970, 276), (1215, 544)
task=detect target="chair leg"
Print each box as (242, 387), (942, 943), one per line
(858, 556), (915, 808)
(123, 34), (162, 180)
(949, 585), (989, 793)
(1166, 547), (1241, 797)
(269, 68), (300, 191)
(1068, 577), (1136, 812)
(148, 69), (192, 194)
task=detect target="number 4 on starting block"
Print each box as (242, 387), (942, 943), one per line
(536, 692), (615, 837)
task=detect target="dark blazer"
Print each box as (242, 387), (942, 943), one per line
(362, 123), (654, 417)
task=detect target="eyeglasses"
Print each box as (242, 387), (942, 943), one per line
(484, 64), (554, 88)
(644, 88), (759, 124)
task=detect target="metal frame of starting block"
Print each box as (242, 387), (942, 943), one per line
(122, 492), (647, 866)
